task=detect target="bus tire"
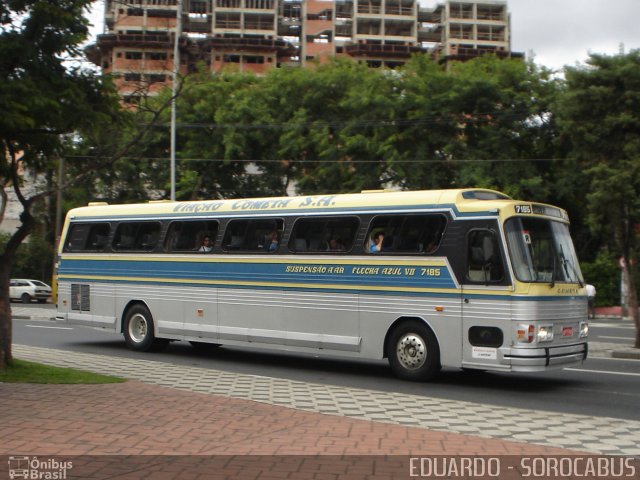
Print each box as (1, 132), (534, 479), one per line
(387, 320), (441, 381)
(123, 304), (169, 352)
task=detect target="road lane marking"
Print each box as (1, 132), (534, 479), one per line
(566, 368), (640, 377)
(25, 325), (73, 330)
(598, 335), (635, 341)
(589, 356), (640, 363)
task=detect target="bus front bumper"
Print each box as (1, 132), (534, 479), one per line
(503, 342), (588, 371)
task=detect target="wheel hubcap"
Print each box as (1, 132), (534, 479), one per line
(129, 314), (148, 343)
(397, 333), (427, 370)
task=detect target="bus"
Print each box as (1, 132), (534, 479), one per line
(55, 188), (588, 381)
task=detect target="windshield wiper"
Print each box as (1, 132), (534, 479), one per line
(559, 245), (584, 287)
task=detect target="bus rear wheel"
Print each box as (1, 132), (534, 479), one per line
(387, 321), (441, 381)
(123, 304), (169, 352)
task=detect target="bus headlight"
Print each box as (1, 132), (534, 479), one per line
(537, 325), (554, 343)
(579, 321), (589, 338)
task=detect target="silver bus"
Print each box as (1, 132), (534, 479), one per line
(56, 188), (588, 381)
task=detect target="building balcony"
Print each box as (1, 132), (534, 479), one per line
(384, 5), (414, 16)
(441, 46), (523, 62)
(93, 32), (177, 48)
(417, 26), (441, 42)
(344, 42), (425, 58)
(417, 5), (442, 23)
(356, 4), (382, 15)
(200, 36), (295, 56)
(185, 16), (213, 33)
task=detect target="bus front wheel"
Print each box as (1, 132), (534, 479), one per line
(123, 304), (169, 352)
(387, 321), (441, 381)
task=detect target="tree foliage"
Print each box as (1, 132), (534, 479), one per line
(556, 50), (640, 346)
(117, 55), (562, 200)
(0, 0), (122, 367)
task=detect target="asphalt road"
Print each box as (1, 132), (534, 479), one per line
(12, 304), (640, 422)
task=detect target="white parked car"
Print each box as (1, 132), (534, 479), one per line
(9, 279), (52, 304)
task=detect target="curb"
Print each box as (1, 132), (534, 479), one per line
(612, 349), (640, 360)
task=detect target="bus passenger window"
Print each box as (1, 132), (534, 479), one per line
(366, 214), (447, 254)
(222, 218), (284, 253)
(64, 223), (111, 252)
(165, 220), (219, 252)
(466, 230), (504, 283)
(289, 216), (359, 253)
(113, 222), (162, 252)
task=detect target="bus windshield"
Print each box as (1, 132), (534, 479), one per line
(505, 217), (583, 285)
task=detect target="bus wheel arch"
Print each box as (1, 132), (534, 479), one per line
(384, 317), (441, 381)
(122, 301), (169, 352)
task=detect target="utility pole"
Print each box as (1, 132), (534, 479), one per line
(52, 156), (64, 297)
(170, 0), (183, 201)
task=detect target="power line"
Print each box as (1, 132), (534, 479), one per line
(142, 109), (547, 131)
(64, 155), (569, 164)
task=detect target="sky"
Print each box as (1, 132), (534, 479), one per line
(87, 0), (640, 71)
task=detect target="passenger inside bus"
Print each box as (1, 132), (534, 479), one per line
(328, 237), (345, 251)
(266, 230), (279, 252)
(370, 231), (385, 253)
(198, 235), (213, 253)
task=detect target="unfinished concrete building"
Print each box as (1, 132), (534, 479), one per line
(86, 0), (522, 101)
(419, 0), (519, 62)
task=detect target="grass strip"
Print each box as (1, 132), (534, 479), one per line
(0, 359), (126, 384)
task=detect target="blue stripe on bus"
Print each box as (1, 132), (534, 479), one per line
(58, 259), (584, 302)
(58, 258), (458, 290)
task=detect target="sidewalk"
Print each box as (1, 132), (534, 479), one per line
(1, 381), (573, 456)
(6, 344), (640, 458)
(1, 382), (606, 480)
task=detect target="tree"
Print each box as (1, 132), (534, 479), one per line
(396, 56), (565, 199)
(557, 50), (640, 348)
(0, 0), (122, 368)
(177, 70), (272, 198)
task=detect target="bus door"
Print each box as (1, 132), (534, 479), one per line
(461, 227), (510, 370)
(217, 218), (286, 347)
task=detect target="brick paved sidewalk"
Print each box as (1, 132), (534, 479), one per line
(1, 382), (575, 457)
(8, 380), (640, 479)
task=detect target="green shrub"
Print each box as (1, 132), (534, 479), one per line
(580, 250), (620, 307)
(1, 233), (54, 283)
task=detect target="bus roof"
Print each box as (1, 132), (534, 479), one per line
(66, 188), (568, 222)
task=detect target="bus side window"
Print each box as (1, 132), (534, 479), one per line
(113, 222), (161, 252)
(165, 220), (219, 252)
(289, 216), (359, 253)
(64, 223), (111, 252)
(222, 218), (283, 253)
(466, 230), (504, 283)
(365, 214), (447, 254)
